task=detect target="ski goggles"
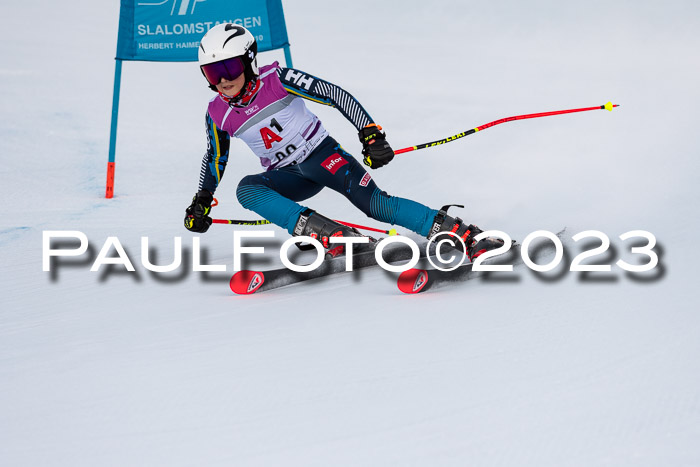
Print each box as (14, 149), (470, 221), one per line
(200, 56), (245, 86)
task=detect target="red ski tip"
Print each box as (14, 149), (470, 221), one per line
(230, 270), (265, 294)
(397, 268), (429, 294)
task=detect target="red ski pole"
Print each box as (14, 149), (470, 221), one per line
(212, 218), (398, 236)
(394, 102), (619, 155)
(210, 199), (398, 235)
(212, 219), (272, 226)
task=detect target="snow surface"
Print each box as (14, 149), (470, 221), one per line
(2, 0), (700, 465)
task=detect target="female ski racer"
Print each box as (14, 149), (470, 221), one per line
(185, 23), (501, 259)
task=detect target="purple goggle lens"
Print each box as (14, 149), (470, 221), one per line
(201, 57), (245, 85)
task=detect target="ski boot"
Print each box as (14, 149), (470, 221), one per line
(293, 209), (375, 258)
(427, 204), (504, 261)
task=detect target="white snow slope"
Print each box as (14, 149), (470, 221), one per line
(2, 1), (700, 465)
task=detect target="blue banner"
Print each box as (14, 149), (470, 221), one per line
(116, 0), (290, 61)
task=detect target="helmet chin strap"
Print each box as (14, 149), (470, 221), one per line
(217, 77), (261, 107)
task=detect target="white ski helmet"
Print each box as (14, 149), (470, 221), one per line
(198, 24), (259, 90)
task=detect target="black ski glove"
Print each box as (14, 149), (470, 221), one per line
(359, 123), (394, 169)
(184, 190), (213, 233)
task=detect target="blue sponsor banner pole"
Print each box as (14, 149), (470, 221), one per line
(107, 0), (292, 197)
(106, 59), (122, 198)
(284, 46), (293, 68)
